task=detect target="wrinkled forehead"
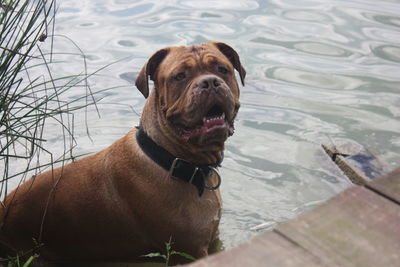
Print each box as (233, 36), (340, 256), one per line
(160, 44), (231, 71)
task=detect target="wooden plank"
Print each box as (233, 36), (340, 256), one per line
(188, 231), (326, 267)
(366, 167), (400, 204)
(321, 143), (389, 185)
(335, 154), (371, 185)
(276, 186), (400, 267)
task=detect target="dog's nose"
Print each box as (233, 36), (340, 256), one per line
(198, 75), (222, 91)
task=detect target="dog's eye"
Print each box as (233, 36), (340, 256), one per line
(218, 66), (228, 74)
(174, 72), (186, 81)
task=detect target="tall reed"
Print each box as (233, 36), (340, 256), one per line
(0, 0), (103, 200)
(1, 0), (112, 264)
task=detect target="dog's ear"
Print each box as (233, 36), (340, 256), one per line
(213, 42), (246, 86)
(135, 48), (170, 98)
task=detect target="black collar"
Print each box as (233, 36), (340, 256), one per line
(136, 127), (222, 196)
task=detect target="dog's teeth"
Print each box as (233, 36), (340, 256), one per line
(202, 113), (226, 125)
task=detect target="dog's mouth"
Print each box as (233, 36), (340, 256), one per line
(174, 104), (236, 142)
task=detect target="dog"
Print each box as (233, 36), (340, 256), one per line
(0, 42), (245, 264)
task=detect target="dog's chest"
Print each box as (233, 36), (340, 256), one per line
(144, 189), (221, 252)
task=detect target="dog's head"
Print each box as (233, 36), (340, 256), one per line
(136, 42), (245, 149)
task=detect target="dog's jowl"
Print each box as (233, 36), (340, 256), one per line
(0, 42), (246, 264)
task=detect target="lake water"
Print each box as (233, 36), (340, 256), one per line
(6, 0), (400, 251)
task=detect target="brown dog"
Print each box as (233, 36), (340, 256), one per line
(0, 42), (245, 264)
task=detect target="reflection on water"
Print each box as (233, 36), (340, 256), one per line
(9, 0), (400, 249)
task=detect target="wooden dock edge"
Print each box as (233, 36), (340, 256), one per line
(186, 167), (400, 267)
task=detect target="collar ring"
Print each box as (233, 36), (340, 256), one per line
(204, 167), (221, 191)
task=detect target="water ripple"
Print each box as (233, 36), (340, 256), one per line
(362, 12), (400, 28)
(372, 44), (400, 63)
(179, 0), (260, 10)
(251, 37), (353, 57)
(282, 9), (332, 23)
(109, 3), (154, 17)
(265, 67), (365, 90)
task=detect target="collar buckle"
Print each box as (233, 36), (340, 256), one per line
(168, 158), (221, 191)
(168, 158), (198, 185)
